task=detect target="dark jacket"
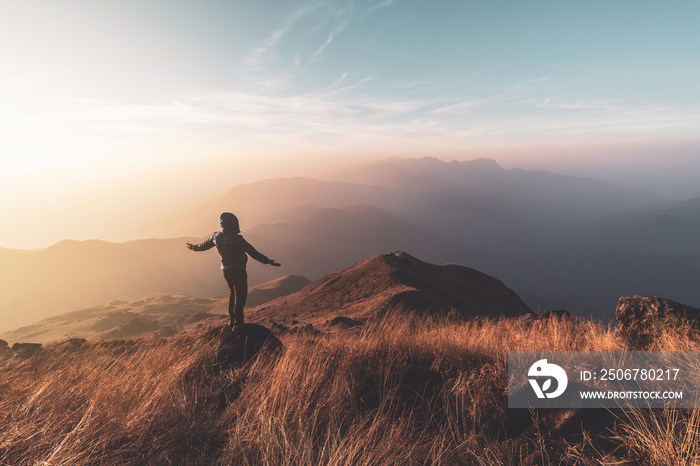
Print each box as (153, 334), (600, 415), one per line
(191, 231), (269, 270)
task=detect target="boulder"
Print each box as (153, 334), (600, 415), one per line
(512, 310), (574, 327)
(616, 296), (700, 347)
(11, 342), (42, 359)
(269, 321), (289, 334)
(329, 316), (362, 328)
(0, 339), (8, 350)
(286, 323), (320, 336)
(205, 324), (283, 369)
(539, 309), (578, 323)
(616, 295), (700, 329)
(54, 338), (88, 352)
(154, 326), (178, 338)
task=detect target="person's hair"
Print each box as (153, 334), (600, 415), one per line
(220, 212), (240, 233)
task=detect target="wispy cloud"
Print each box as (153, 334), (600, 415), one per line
(367, 0), (399, 14)
(246, 0), (401, 71)
(429, 81), (550, 115)
(316, 75), (374, 97)
(536, 98), (622, 112)
(430, 99), (483, 115)
(4, 63), (698, 154)
(245, 1), (324, 68)
(307, 23), (346, 64)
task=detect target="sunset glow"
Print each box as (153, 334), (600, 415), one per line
(1, 0), (699, 248)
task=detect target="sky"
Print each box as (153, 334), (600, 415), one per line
(1, 0), (699, 249)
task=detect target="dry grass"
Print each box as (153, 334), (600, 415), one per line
(1, 313), (698, 465)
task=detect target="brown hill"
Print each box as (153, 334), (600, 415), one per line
(0, 238), (223, 331)
(245, 275), (311, 307)
(209, 275), (312, 313)
(250, 252), (532, 328)
(1, 275), (310, 344)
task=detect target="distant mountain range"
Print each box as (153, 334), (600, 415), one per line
(134, 157), (652, 244)
(2, 156), (699, 330)
(333, 156), (650, 220)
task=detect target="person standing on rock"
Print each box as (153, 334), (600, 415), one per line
(187, 212), (280, 331)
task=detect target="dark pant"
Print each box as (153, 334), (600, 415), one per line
(223, 269), (248, 325)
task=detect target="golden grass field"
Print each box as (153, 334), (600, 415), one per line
(1, 313), (699, 465)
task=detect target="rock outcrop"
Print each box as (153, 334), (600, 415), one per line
(53, 338), (88, 352)
(11, 342), (42, 359)
(616, 295), (700, 347)
(616, 295), (700, 329)
(206, 324), (284, 369)
(329, 316), (362, 328)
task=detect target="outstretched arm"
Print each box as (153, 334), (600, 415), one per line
(242, 238), (281, 266)
(186, 236), (215, 251)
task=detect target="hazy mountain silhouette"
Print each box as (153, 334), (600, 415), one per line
(332, 156), (653, 221)
(570, 195), (700, 255)
(242, 204), (463, 283)
(517, 195), (700, 314)
(539, 248), (700, 317)
(0, 238), (218, 331)
(5, 157), (699, 326)
(0, 293), (217, 343)
(134, 178), (400, 239)
(250, 252), (532, 329)
(325, 158), (700, 317)
(136, 158), (653, 248)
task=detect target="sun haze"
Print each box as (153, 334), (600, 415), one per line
(1, 0), (699, 249)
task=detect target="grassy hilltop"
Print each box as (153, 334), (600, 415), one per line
(2, 313), (699, 465)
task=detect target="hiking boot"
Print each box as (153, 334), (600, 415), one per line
(231, 323), (247, 333)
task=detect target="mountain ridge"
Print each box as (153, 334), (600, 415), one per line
(250, 251), (533, 328)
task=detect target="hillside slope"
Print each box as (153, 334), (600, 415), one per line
(251, 251), (532, 327)
(1, 275), (309, 344)
(2, 311), (685, 464)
